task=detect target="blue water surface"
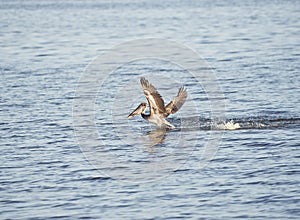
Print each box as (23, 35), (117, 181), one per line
(1, 0), (299, 219)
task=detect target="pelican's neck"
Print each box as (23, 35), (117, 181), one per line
(141, 113), (150, 120)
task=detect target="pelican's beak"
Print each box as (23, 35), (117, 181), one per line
(127, 113), (136, 119)
(127, 103), (145, 119)
(127, 108), (140, 118)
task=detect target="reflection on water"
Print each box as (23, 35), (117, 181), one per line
(145, 128), (167, 146)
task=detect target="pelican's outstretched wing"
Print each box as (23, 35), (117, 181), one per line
(140, 77), (165, 115)
(164, 86), (187, 117)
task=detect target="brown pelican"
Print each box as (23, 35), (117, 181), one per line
(127, 77), (188, 129)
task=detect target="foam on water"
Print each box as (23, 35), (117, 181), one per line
(217, 120), (241, 130)
(174, 116), (300, 131)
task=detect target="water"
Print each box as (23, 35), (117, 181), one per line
(1, 0), (300, 219)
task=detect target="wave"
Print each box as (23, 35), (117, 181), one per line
(172, 116), (300, 131)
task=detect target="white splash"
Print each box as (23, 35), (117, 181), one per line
(217, 120), (241, 130)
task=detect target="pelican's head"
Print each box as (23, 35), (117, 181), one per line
(127, 102), (147, 119)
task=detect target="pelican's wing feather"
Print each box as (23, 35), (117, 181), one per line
(164, 86), (187, 117)
(140, 77), (165, 115)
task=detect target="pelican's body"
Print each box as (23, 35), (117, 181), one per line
(128, 77), (188, 129)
